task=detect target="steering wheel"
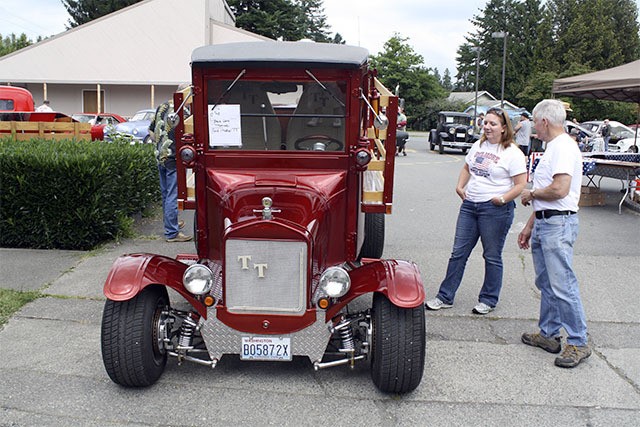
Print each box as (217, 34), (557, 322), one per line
(294, 134), (344, 151)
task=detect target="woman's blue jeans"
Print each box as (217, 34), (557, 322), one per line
(436, 199), (515, 307)
(531, 214), (587, 346)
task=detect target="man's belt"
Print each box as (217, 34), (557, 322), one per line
(535, 210), (577, 219)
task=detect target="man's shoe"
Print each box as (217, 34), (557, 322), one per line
(166, 232), (192, 243)
(178, 220), (185, 229)
(472, 302), (494, 315)
(521, 332), (561, 354)
(425, 297), (453, 311)
(554, 344), (591, 368)
(403, 151), (407, 156)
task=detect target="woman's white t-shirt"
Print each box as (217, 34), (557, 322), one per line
(464, 140), (527, 203)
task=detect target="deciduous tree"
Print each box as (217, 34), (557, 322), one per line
(370, 34), (446, 130)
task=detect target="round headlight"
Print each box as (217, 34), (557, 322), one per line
(183, 264), (214, 295)
(468, 128), (473, 135)
(319, 267), (351, 298)
(132, 128), (139, 135)
(449, 127), (455, 134)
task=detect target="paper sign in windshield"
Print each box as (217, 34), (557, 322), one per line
(208, 104), (242, 147)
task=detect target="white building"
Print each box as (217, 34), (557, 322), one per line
(0, 0), (269, 116)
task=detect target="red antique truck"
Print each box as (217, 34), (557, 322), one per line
(0, 85), (90, 139)
(101, 41), (426, 393)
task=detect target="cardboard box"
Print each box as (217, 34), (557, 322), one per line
(581, 185), (600, 194)
(579, 191), (605, 207)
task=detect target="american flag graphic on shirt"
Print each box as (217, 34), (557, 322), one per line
(470, 151), (500, 177)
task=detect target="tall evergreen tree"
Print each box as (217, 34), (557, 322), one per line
(0, 33), (33, 57)
(227, 0), (335, 42)
(61, 0), (144, 28)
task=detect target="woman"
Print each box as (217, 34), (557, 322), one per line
(425, 108), (527, 314)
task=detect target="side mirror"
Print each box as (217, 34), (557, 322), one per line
(167, 112), (180, 128)
(374, 111), (388, 130)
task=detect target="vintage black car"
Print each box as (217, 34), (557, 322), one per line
(429, 111), (476, 154)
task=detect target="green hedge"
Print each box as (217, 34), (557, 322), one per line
(0, 137), (160, 250)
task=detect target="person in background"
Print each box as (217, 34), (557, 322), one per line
(514, 112), (532, 155)
(425, 107), (527, 315)
(601, 119), (611, 152)
(149, 98), (191, 243)
(477, 112), (485, 134)
(35, 100), (53, 112)
(518, 99), (590, 369)
(396, 107), (408, 156)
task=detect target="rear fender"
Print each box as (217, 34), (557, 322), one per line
(103, 253), (207, 318)
(326, 259), (425, 320)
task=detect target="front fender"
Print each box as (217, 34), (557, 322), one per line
(103, 253), (207, 318)
(326, 259), (425, 320)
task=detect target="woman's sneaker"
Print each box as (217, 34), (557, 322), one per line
(472, 302), (494, 315)
(425, 297), (453, 311)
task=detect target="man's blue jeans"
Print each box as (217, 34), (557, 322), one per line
(158, 163), (179, 239)
(436, 199), (515, 307)
(531, 214), (588, 346)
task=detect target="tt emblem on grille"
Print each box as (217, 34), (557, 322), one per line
(237, 255), (268, 278)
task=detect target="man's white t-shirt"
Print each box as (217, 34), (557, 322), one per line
(532, 133), (582, 212)
(464, 140), (527, 202)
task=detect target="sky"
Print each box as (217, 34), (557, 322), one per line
(2, 0), (638, 79)
(0, 0), (490, 77)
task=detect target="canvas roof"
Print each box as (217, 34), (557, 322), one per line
(552, 60), (640, 103)
(0, 0), (269, 86)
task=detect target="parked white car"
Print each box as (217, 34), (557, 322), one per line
(609, 136), (639, 153)
(580, 120), (635, 151)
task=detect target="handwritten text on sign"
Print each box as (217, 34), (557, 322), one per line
(208, 104), (242, 147)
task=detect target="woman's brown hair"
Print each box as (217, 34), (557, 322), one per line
(478, 108), (516, 149)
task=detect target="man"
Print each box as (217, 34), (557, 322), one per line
(396, 107), (408, 156)
(35, 100), (53, 112)
(601, 119), (611, 152)
(514, 112), (532, 155)
(149, 99), (192, 243)
(518, 99), (590, 368)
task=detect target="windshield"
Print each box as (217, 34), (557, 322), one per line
(131, 111), (153, 121)
(72, 114), (93, 123)
(205, 78), (347, 152)
(443, 115), (470, 125)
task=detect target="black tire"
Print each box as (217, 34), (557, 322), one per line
(461, 148), (468, 154)
(101, 286), (169, 387)
(359, 213), (385, 259)
(429, 130), (437, 151)
(370, 293), (426, 394)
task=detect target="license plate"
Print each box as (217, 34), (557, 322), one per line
(456, 133), (466, 138)
(241, 336), (292, 361)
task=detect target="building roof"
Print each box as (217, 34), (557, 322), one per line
(447, 91), (496, 104)
(0, 0), (270, 86)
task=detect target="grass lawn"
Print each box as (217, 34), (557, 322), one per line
(0, 288), (41, 328)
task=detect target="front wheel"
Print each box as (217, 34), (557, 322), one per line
(370, 293), (426, 394)
(101, 286), (169, 387)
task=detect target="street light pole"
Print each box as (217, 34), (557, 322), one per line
(470, 47), (481, 130)
(491, 31), (508, 108)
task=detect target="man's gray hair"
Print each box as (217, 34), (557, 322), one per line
(532, 99), (566, 127)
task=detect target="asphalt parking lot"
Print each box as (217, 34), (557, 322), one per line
(1, 133), (638, 426)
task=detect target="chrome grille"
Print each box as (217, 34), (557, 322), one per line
(225, 239), (307, 315)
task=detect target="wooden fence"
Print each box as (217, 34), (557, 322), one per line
(0, 121), (92, 141)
